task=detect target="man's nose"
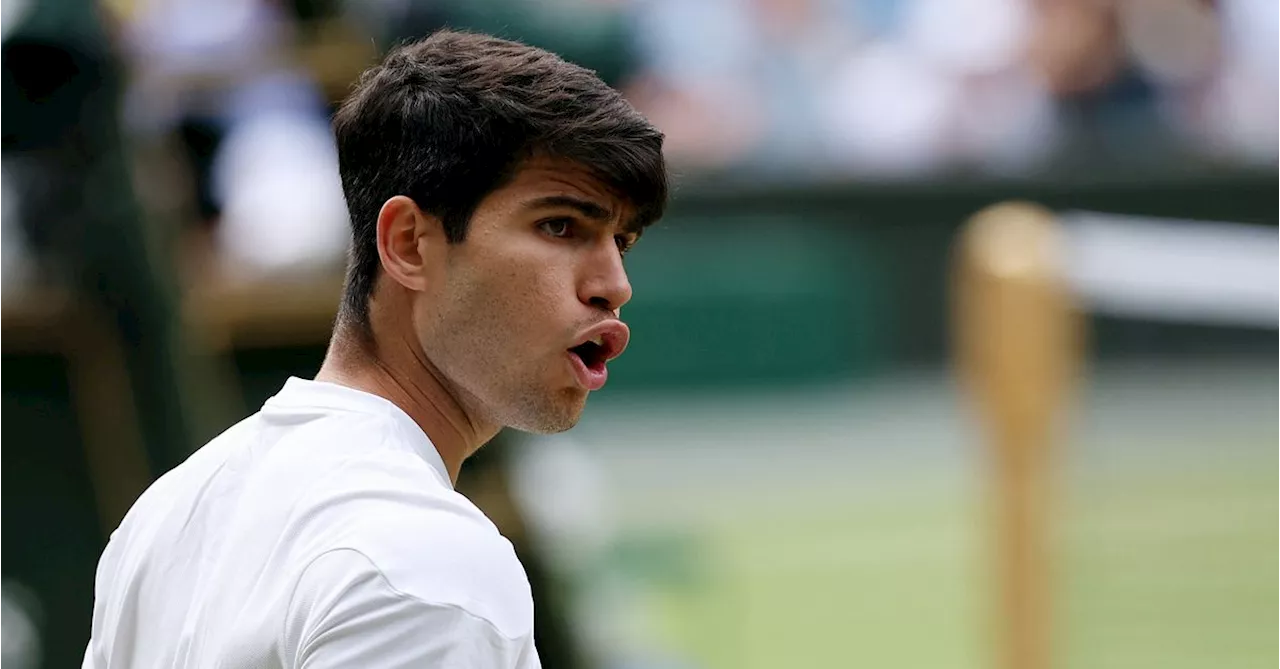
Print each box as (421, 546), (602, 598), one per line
(580, 243), (632, 312)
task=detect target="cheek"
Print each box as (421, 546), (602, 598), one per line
(479, 241), (578, 315)
(428, 234), (583, 374)
(439, 257), (567, 356)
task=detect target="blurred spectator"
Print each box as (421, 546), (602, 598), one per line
(90, 0), (1280, 190)
(341, 0), (640, 86)
(1185, 0), (1279, 163)
(625, 0), (840, 173)
(116, 0), (349, 277)
(624, 0), (1276, 177)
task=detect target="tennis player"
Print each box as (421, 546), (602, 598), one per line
(83, 29), (667, 668)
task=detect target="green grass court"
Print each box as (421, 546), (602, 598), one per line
(558, 363), (1277, 668)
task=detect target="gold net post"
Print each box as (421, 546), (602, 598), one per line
(952, 202), (1083, 669)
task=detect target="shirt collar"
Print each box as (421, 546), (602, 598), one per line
(266, 377), (452, 489)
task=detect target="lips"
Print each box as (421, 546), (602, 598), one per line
(566, 320), (629, 391)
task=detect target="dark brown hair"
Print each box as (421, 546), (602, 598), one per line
(332, 30), (668, 334)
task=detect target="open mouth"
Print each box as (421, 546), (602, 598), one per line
(566, 322), (628, 391)
(568, 339), (607, 371)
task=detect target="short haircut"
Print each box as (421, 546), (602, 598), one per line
(331, 30), (668, 334)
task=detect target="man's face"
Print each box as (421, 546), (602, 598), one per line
(414, 156), (640, 433)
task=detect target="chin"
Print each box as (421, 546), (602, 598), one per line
(517, 420), (577, 436)
(504, 388), (586, 434)
(510, 412), (581, 435)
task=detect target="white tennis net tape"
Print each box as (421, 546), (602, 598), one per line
(1061, 211), (1279, 329)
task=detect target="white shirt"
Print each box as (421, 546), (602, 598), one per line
(83, 378), (540, 668)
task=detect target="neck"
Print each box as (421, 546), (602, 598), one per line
(315, 321), (498, 484)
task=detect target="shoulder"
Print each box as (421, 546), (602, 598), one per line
(107, 415), (261, 533)
(283, 443), (531, 638)
(286, 548), (538, 666)
(334, 504), (534, 639)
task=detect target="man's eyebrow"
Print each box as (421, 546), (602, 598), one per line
(525, 195), (612, 221)
(525, 194), (646, 236)
(619, 216), (646, 237)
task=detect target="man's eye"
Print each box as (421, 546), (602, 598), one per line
(540, 219), (572, 237)
(615, 235), (637, 255)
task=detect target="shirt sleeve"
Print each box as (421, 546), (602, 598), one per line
(284, 549), (540, 669)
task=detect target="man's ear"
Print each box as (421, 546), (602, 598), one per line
(375, 195), (442, 292)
